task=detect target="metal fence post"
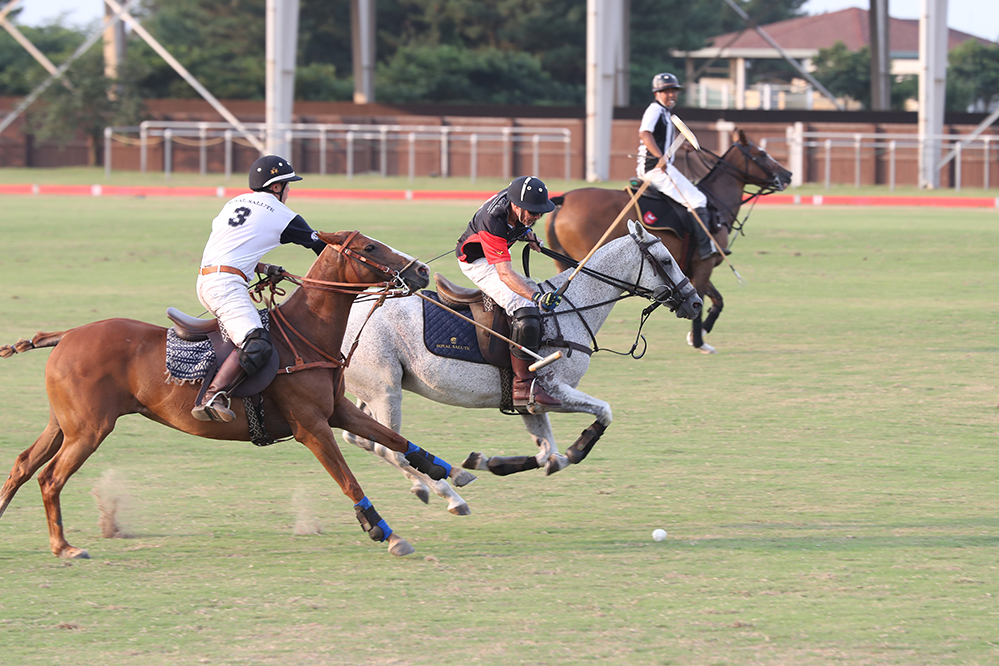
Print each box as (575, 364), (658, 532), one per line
(199, 123), (208, 176)
(532, 134), (540, 177)
(164, 129), (173, 180)
(319, 126), (327, 176)
(955, 140), (962, 192)
(854, 133), (861, 189)
(140, 124), (148, 173)
(408, 132), (416, 182)
(224, 129), (232, 179)
(824, 139), (831, 190)
(380, 128), (388, 177)
(503, 127), (512, 181)
(346, 131), (354, 180)
(889, 140), (896, 192)
(564, 130), (571, 181)
(440, 127), (449, 178)
(985, 137), (991, 191)
(470, 133), (478, 183)
(104, 127), (112, 179)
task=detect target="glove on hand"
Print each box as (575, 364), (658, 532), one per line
(257, 263), (285, 281)
(532, 290), (561, 312)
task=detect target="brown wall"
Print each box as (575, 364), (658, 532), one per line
(2, 97), (997, 187)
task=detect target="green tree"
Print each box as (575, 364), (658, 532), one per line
(34, 50), (147, 165)
(0, 21), (85, 95)
(813, 41), (871, 108)
(946, 39), (999, 112)
(377, 43), (576, 104)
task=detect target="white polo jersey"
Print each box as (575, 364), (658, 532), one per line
(199, 191), (320, 280)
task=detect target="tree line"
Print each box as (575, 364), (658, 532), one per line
(1, 0), (996, 162)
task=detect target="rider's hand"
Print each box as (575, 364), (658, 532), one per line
(532, 291), (561, 312)
(257, 263), (285, 281)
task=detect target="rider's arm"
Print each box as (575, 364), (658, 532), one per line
(494, 261), (538, 300)
(639, 130), (663, 163)
(280, 215), (326, 255)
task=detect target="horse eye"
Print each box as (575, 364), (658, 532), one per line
(364, 244), (377, 252)
(758, 150), (767, 158)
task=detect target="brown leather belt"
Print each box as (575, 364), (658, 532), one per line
(199, 265), (248, 281)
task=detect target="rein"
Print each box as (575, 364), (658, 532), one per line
(531, 235), (679, 360)
(248, 231), (415, 374)
(690, 143), (784, 238)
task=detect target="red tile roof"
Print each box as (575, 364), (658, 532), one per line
(703, 7), (993, 55)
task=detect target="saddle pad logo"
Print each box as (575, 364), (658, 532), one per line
(643, 211), (658, 225)
(421, 291), (488, 364)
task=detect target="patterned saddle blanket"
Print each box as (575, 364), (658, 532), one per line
(421, 291), (489, 364)
(164, 309), (276, 399)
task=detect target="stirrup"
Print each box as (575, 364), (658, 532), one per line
(192, 391), (236, 423)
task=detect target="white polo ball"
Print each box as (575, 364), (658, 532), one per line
(652, 528), (667, 542)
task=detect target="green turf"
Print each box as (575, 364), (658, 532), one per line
(1, 193), (997, 665)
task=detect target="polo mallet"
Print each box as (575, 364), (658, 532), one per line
(415, 290), (563, 371)
(662, 166), (745, 284)
(553, 114), (700, 301)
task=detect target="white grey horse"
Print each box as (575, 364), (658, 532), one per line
(340, 221), (702, 514)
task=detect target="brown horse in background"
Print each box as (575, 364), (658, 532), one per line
(0, 231), (472, 559)
(546, 129), (791, 353)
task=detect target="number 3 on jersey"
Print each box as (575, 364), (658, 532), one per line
(228, 206), (252, 227)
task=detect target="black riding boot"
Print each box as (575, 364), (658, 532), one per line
(692, 207), (719, 260)
(192, 349), (246, 423)
(510, 306), (560, 409)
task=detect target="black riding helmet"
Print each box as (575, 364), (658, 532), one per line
(249, 154), (303, 191)
(507, 175), (555, 214)
(652, 72), (683, 92)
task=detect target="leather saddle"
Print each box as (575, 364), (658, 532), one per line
(165, 307), (280, 398)
(431, 274), (512, 368)
(627, 178), (719, 236)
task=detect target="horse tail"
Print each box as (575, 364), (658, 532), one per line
(0, 331), (67, 358)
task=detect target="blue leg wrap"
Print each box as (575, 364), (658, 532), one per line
(404, 442), (452, 481)
(354, 496), (392, 542)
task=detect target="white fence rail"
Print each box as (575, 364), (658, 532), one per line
(104, 121), (573, 182)
(775, 125), (997, 190)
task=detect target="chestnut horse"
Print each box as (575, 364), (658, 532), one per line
(0, 231), (473, 559)
(545, 129), (791, 353)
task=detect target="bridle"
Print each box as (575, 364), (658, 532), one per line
(690, 142), (788, 237)
(535, 231), (696, 359)
(249, 230), (422, 374)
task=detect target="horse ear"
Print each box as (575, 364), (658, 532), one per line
(738, 129), (748, 145)
(627, 219), (641, 237)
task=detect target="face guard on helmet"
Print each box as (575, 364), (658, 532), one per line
(506, 175), (556, 214)
(651, 72), (683, 93)
(249, 155), (304, 191)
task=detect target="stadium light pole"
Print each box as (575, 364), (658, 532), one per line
(918, 0), (948, 189)
(266, 0), (300, 158)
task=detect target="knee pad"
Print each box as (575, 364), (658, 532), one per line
(511, 306), (541, 355)
(237, 328), (272, 376)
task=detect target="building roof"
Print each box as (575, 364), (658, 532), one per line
(675, 7), (994, 60)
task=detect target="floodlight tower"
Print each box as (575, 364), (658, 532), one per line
(918, 0), (948, 189)
(266, 0), (299, 158)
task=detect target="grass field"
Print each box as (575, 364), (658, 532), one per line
(0, 191), (997, 665)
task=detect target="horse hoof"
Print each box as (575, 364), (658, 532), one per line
(462, 452), (489, 471)
(448, 503), (471, 516)
(386, 533), (415, 557)
(545, 454), (570, 476)
(59, 547), (90, 560)
(450, 468), (477, 488)
(686, 332), (717, 354)
(410, 485), (431, 504)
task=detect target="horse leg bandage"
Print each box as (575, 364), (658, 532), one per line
(354, 496), (392, 542)
(566, 421), (608, 464)
(404, 442), (452, 481)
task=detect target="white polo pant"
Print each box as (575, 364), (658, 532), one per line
(196, 273), (262, 347)
(638, 162), (707, 210)
(458, 258), (534, 317)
